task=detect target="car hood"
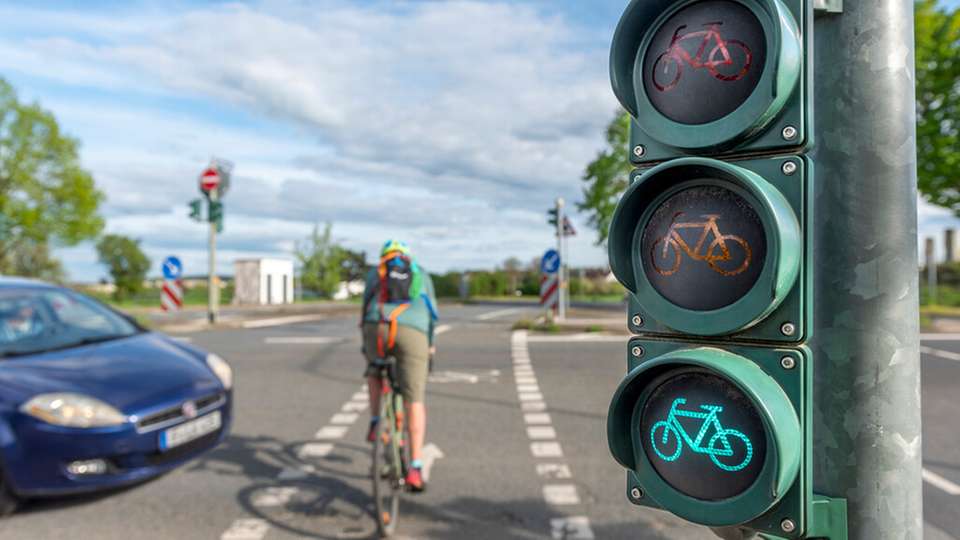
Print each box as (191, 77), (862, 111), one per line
(0, 332), (221, 413)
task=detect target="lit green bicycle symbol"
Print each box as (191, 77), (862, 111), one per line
(649, 397), (754, 472)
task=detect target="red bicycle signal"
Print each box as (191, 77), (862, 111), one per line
(652, 22), (753, 92)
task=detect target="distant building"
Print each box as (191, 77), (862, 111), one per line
(233, 258), (295, 305)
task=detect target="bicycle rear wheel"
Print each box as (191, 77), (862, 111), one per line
(372, 392), (402, 537)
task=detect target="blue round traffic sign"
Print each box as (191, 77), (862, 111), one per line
(541, 249), (561, 274)
(162, 256), (183, 280)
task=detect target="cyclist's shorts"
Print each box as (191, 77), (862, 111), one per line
(362, 322), (430, 404)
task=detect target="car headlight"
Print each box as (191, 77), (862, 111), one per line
(20, 393), (127, 428)
(206, 353), (233, 390)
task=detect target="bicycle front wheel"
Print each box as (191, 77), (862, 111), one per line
(372, 394), (402, 537)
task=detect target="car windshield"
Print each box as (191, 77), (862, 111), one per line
(0, 288), (141, 358)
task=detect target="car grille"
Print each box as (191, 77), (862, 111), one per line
(136, 392), (225, 432)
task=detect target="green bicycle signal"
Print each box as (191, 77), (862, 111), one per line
(649, 397), (754, 472)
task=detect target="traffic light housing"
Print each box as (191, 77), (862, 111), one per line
(189, 199), (203, 222)
(604, 0), (846, 537)
(209, 201), (224, 233)
(548, 208), (559, 227)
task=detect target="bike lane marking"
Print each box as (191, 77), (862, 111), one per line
(511, 330), (595, 539)
(923, 468), (960, 496)
(920, 346), (960, 363)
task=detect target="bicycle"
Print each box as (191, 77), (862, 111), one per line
(651, 22), (753, 92)
(650, 212), (752, 277)
(369, 355), (406, 537)
(649, 397), (754, 472)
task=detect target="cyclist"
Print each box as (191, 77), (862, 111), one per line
(360, 240), (438, 492)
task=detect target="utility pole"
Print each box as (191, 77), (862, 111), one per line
(555, 197), (566, 321)
(813, 1), (922, 537)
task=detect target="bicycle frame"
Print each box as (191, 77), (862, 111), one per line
(664, 398), (735, 457)
(666, 23), (735, 70)
(664, 213), (730, 263)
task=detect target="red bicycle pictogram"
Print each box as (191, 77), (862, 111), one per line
(651, 22), (753, 92)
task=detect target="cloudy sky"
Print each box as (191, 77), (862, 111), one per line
(1, 0), (957, 281)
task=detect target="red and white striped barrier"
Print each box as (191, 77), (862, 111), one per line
(540, 273), (559, 312)
(161, 279), (184, 312)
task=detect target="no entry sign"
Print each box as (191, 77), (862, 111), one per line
(200, 167), (221, 195)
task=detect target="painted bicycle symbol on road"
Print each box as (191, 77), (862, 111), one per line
(652, 22), (753, 92)
(650, 212), (752, 277)
(649, 397), (754, 472)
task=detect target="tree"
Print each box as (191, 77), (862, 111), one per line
(578, 111), (631, 245)
(95, 235), (150, 301)
(916, 0), (960, 211)
(502, 257), (523, 293)
(335, 246), (369, 282)
(295, 223), (343, 298)
(0, 78), (104, 277)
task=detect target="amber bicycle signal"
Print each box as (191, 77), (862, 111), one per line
(652, 22), (753, 92)
(651, 213), (752, 277)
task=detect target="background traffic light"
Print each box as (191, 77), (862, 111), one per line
(209, 201), (224, 233)
(547, 207), (559, 227)
(188, 199), (203, 222)
(604, 0), (846, 537)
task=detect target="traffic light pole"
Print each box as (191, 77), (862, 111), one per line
(207, 192), (219, 324)
(812, 2), (922, 538)
(555, 198), (566, 321)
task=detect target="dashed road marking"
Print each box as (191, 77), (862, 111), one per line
(526, 333), (625, 343)
(342, 401), (368, 412)
(221, 518), (270, 540)
(543, 484), (581, 505)
(242, 315), (327, 329)
(476, 307), (522, 320)
(551, 516), (595, 539)
(920, 346), (960, 362)
(296, 443), (334, 459)
(331, 413), (359, 425)
(527, 426), (558, 440)
(264, 336), (344, 344)
(537, 463), (572, 479)
(512, 330), (593, 537)
(252, 487), (299, 507)
(436, 324), (453, 335)
(315, 426), (348, 439)
(924, 467), (960, 495)
(525, 413), (552, 425)
(531, 442), (564, 458)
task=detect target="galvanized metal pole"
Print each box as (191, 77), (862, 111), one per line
(556, 198), (566, 321)
(207, 192), (219, 324)
(812, 2), (922, 538)
(945, 229), (956, 263)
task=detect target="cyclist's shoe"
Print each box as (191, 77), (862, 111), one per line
(366, 420), (378, 444)
(405, 467), (426, 493)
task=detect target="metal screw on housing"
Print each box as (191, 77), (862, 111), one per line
(780, 519), (796, 533)
(782, 126), (798, 140)
(631, 315), (643, 327)
(631, 346), (644, 358)
(782, 161), (798, 176)
(633, 145), (646, 158)
(630, 487), (643, 500)
(781, 357), (796, 370)
(780, 322), (797, 336)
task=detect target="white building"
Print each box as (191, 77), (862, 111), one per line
(233, 258), (295, 305)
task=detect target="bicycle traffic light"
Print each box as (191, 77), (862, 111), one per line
(189, 199), (203, 222)
(209, 201), (224, 233)
(604, 1), (845, 538)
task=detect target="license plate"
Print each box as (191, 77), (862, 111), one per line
(159, 410), (221, 451)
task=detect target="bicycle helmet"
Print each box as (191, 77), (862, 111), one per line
(381, 240), (411, 258)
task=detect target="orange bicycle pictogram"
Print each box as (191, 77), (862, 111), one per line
(652, 21), (753, 92)
(651, 213), (752, 277)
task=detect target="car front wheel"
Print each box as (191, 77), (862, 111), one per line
(0, 476), (19, 516)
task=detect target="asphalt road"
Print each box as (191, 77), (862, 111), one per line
(0, 305), (956, 539)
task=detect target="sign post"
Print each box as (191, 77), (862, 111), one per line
(160, 256), (184, 312)
(196, 159), (233, 324)
(540, 249), (561, 321)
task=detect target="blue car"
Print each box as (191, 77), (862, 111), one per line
(0, 277), (233, 514)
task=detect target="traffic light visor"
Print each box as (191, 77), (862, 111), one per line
(611, 0), (801, 151)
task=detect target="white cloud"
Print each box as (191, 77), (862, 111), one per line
(3, 1), (618, 281)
